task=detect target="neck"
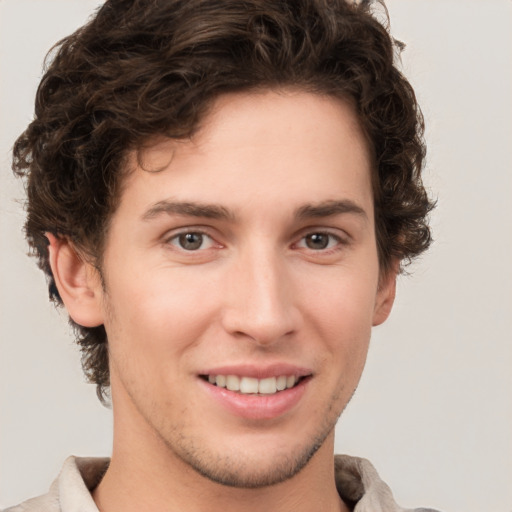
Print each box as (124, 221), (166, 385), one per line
(93, 379), (350, 512)
(93, 421), (349, 512)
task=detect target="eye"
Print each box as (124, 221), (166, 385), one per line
(168, 231), (215, 251)
(297, 232), (341, 251)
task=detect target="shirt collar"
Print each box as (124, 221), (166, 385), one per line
(53, 454), (408, 512)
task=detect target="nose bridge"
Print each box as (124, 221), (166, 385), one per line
(222, 241), (298, 344)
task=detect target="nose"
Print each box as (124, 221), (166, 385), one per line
(221, 247), (301, 346)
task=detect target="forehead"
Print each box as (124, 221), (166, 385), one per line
(119, 89), (373, 220)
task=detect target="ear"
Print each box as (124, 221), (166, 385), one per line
(372, 261), (399, 327)
(47, 233), (104, 327)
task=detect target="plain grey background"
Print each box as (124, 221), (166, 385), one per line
(1, 1), (511, 510)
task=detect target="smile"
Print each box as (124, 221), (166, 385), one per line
(204, 374), (301, 395)
(199, 368), (311, 419)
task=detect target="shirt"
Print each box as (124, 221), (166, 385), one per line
(2, 455), (440, 512)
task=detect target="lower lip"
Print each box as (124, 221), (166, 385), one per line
(200, 377), (309, 420)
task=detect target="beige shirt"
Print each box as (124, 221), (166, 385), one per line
(3, 455), (440, 512)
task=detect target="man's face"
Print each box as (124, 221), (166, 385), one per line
(92, 90), (395, 487)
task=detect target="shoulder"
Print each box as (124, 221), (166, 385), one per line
(2, 489), (59, 512)
(2, 456), (109, 512)
(334, 454), (442, 512)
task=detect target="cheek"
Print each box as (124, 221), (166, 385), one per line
(102, 267), (219, 369)
(303, 269), (378, 332)
(299, 267), (377, 368)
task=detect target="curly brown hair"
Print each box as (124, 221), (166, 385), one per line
(13, 0), (434, 401)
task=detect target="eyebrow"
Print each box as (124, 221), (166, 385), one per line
(142, 198), (368, 223)
(142, 200), (235, 222)
(295, 200), (368, 222)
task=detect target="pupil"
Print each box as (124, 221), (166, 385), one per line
(306, 233), (328, 250)
(179, 233), (203, 250)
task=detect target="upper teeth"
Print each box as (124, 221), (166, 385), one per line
(207, 375), (297, 394)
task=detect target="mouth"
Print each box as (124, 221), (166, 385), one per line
(199, 374), (308, 395)
(199, 367), (312, 419)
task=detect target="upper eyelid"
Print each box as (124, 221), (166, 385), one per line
(290, 227), (353, 254)
(295, 232), (344, 247)
(164, 231), (221, 254)
(294, 225), (351, 241)
(161, 228), (217, 248)
(162, 225), (217, 239)
(167, 229), (212, 239)
(160, 225), (351, 245)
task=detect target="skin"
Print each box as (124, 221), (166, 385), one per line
(49, 89), (397, 512)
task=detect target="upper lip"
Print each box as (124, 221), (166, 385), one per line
(199, 363), (313, 379)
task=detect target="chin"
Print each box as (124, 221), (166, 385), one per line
(165, 425), (333, 489)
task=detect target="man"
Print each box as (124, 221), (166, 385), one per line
(4, 0), (437, 511)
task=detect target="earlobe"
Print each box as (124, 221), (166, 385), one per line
(46, 233), (104, 327)
(372, 262), (399, 327)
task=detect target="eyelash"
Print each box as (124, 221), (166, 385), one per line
(164, 228), (348, 254)
(165, 230), (217, 251)
(296, 232), (345, 251)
